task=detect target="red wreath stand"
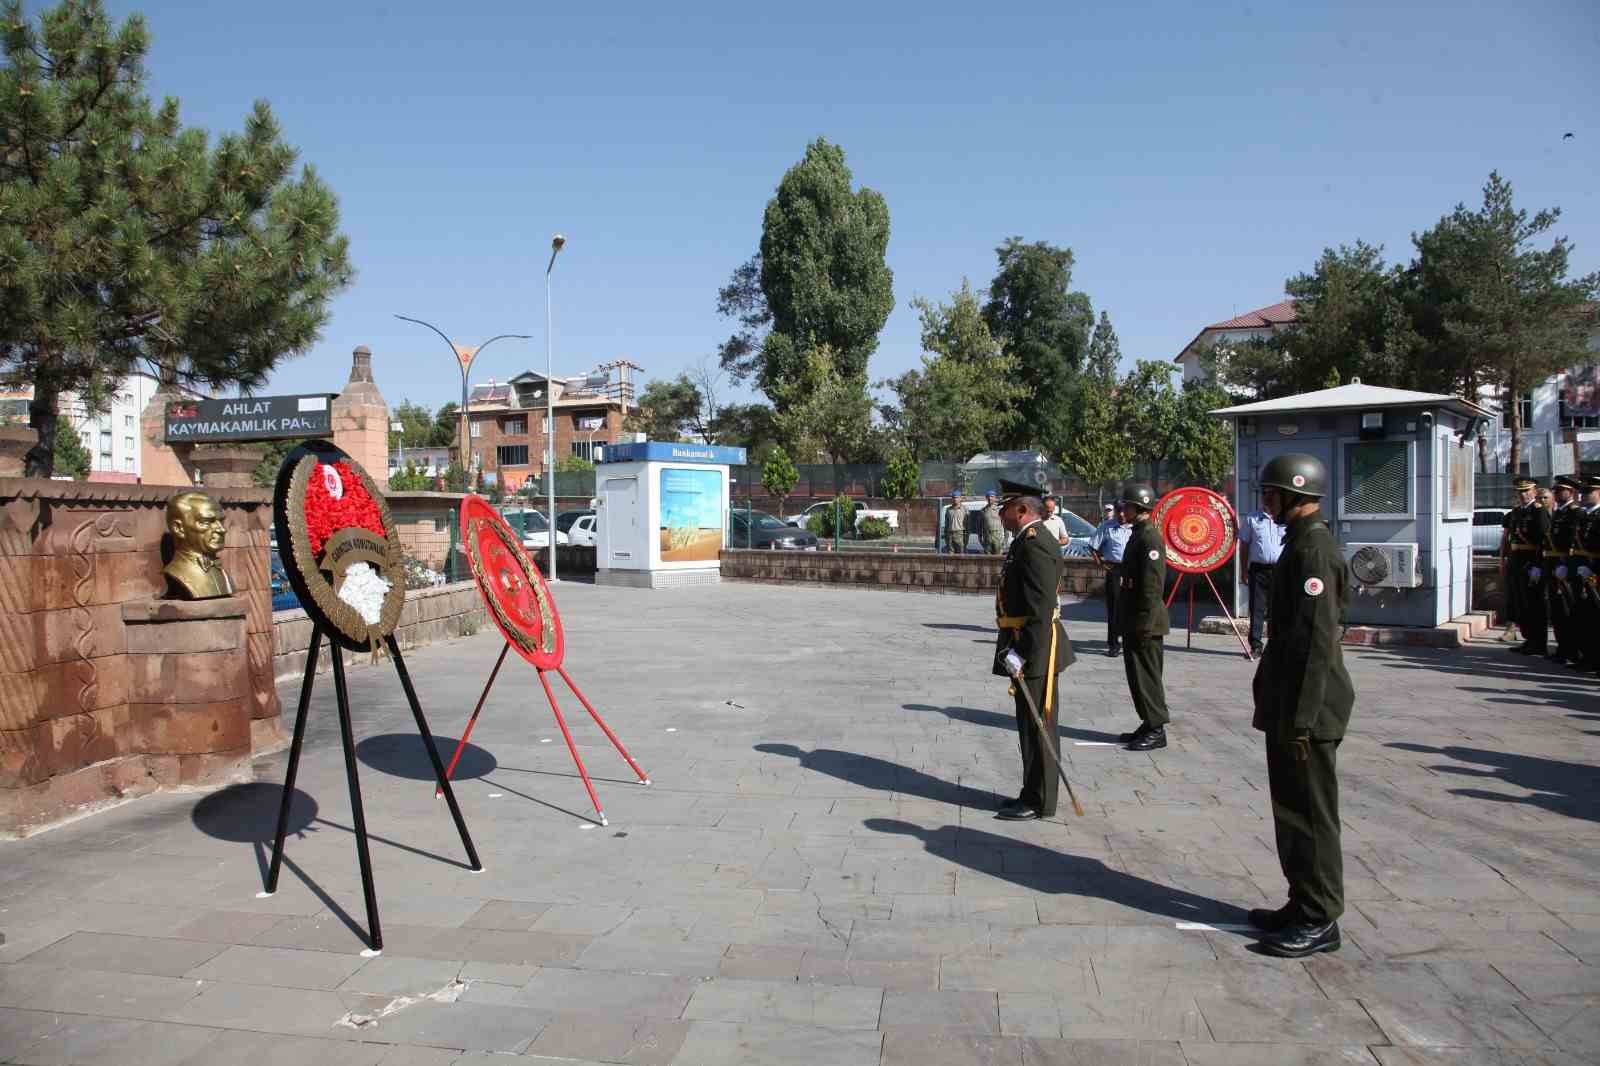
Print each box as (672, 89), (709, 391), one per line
(1152, 487), (1254, 660)
(439, 496), (649, 824)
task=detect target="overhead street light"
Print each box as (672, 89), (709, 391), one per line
(546, 233), (566, 582)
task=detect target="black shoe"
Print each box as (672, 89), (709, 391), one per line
(996, 806), (1041, 821)
(1106, 643), (1122, 657)
(1545, 653), (1569, 664)
(1126, 727), (1167, 752)
(1249, 644), (1264, 657)
(1256, 920), (1340, 958)
(1247, 903), (1298, 932)
(1118, 723), (1151, 743)
(998, 795), (1027, 812)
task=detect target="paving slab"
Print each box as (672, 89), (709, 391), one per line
(0, 582), (1596, 1064)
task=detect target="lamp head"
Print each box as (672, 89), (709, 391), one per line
(551, 234), (566, 254)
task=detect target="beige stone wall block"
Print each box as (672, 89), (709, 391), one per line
(124, 615), (245, 657)
(0, 670), (36, 732)
(33, 604), (128, 665)
(246, 632), (278, 721)
(31, 656), (128, 722)
(128, 699), (250, 755)
(0, 609), (34, 675)
(176, 749), (251, 787)
(251, 714), (288, 755)
(126, 648), (248, 704)
(44, 704), (128, 776)
(0, 554), (33, 617)
(0, 722), (49, 787)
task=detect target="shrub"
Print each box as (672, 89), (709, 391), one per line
(857, 516), (892, 540)
(806, 494), (858, 540)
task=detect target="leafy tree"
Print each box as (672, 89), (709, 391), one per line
(1112, 360), (1182, 469)
(771, 344), (874, 473)
(387, 460), (431, 492)
(882, 280), (1025, 459)
(556, 453), (593, 473)
(753, 139), (893, 404)
(1059, 312), (1132, 499)
(390, 400), (437, 448)
(52, 417), (90, 478)
(1173, 381), (1234, 488)
(982, 238), (1094, 448)
(441, 459), (468, 492)
(709, 401), (778, 459)
(761, 445), (798, 513)
(0, 0), (353, 476)
(882, 446), (919, 500)
(430, 402), (460, 448)
(715, 254), (770, 384)
(250, 438), (297, 488)
(805, 494), (856, 542)
(624, 375), (703, 442)
(1402, 172), (1599, 474)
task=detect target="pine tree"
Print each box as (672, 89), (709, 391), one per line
(0, 0), (353, 476)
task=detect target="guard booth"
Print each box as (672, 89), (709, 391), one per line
(594, 441), (747, 589)
(1211, 380), (1493, 628)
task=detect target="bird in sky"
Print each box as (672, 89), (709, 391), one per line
(1563, 132), (1575, 139)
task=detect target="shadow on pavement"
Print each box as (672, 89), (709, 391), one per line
(192, 781), (317, 843)
(357, 733), (497, 781)
(755, 743), (1002, 808)
(863, 818), (1252, 924)
(902, 703), (1123, 744)
(922, 623), (993, 634)
(1388, 742), (1600, 823)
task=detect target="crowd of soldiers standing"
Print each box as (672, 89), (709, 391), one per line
(1501, 473), (1600, 671)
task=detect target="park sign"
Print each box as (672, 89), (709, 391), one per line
(164, 394), (335, 443)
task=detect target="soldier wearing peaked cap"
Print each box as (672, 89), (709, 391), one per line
(1503, 476), (1550, 656)
(1544, 475), (1584, 664)
(991, 480), (1076, 821)
(1116, 483), (1170, 752)
(1248, 453), (1353, 959)
(1573, 475), (1600, 672)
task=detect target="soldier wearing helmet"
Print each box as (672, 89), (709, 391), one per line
(1114, 482), (1170, 752)
(1544, 475), (1583, 665)
(1503, 476), (1550, 655)
(1577, 475), (1600, 673)
(1248, 453), (1353, 959)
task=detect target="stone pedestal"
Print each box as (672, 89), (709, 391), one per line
(190, 445), (265, 489)
(333, 345), (389, 489)
(140, 390), (196, 488)
(121, 597), (253, 787)
(0, 425), (33, 477)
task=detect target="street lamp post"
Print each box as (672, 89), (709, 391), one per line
(546, 234), (566, 582)
(392, 316), (531, 490)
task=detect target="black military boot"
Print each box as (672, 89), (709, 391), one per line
(1126, 727), (1167, 751)
(1118, 723), (1150, 744)
(1256, 920), (1340, 958)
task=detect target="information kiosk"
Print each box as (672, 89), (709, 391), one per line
(594, 441), (746, 588)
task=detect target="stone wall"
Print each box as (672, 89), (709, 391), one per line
(720, 548), (1103, 598)
(272, 580), (488, 686)
(0, 479), (282, 837)
(388, 493), (463, 573)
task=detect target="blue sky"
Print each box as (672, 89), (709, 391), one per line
(104, 0), (1599, 411)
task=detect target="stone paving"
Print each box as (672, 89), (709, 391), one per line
(1, 580), (1598, 1065)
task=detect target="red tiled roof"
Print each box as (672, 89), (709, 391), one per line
(1174, 299), (1299, 362)
(1204, 299), (1298, 331)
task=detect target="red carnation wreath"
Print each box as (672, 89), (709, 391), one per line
(303, 460), (386, 558)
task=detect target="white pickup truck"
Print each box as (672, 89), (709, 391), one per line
(782, 500), (899, 534)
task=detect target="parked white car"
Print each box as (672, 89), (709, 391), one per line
(1472, 508), (1508, 555)
(567, 513), (598, 548)
(500, 508), (569, 550)
(782, 500), (900, 533)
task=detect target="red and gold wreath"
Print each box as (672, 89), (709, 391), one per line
(460, 495), (565, 669)
(1151, 486), (1238, 574)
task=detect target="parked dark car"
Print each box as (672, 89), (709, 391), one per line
(270, 549), (302, 612)
(731, 509), (819, 550)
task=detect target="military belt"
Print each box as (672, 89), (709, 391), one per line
(998, 609), (1061, 630)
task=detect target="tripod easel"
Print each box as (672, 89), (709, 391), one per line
(437, 641), (650, 826)
(264, 627), (482, 954)
(1164, 568), (1254, 659)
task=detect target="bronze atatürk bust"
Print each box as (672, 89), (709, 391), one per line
(163, 491), (234, 600)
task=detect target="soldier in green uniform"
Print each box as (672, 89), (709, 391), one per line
(1545, 475), (1583, 664)
(1504, 477), (1551, 656)
(943, 491), (967, 554)
(980, 491), (1006, 555)
(1248, 454), (1353, 958)
(1574, 475), (1600, 673)
(992, 481), (1076, 821)
(1116, 483), (1170, 752)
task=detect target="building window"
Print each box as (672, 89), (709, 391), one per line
(497, 444), (530, 467)
(470, 421), (482, 438)
(1519, 392), (1533, 429)
(570, 440), (599, 462)
(124, 414), (134, 429)
(1559, 400), (1600, 430)
(503, 417), (527, 435)
(124, 436), (134, 452)
(1342, 440), (1412, 517)
(123, 456), (135, 472)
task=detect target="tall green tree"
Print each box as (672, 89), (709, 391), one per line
(53, 417), (90, 479)
(624, 375), (704, 442)
(982, 238), (1094, 448)
(0, 0), (353, 476)
(430, 402), (460, 448)
(1060, 313), (1132, 498)
(771, 344), (874, 474)
(715, 254), (770, 384)
(761, 444), (798, 513)
(881, 446), (920, 500)
(1402, 172), (1599, 474)
(390, 400), (437, 448)
(882, 280), (1025, 459)
(709, 401), (778, 458)
(1172, 381), (1235, 488)
(752, 139), (894, 404)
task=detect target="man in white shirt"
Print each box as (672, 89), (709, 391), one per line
(1040, 495), (1069, 550)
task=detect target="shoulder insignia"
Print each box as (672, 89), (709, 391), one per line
(1148, 548), (1159, 561)
(1304, 577), (1324, 596)
(1026, 528), (1036, 538)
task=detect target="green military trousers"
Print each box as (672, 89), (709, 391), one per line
(1012, 673), (1059, 817)
(1123, 636), (1169, 728)
(1265, 736), (1344, 925)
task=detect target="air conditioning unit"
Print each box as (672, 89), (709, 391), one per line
(1343, 542), (1422, 589)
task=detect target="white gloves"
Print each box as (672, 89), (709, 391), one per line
(1528, 567), (1543, 582)
(1555, 565), (1568, 580)
(1580, 566), (1593, 580)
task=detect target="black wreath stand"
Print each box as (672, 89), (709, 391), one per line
(263, 627), (483, 954)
